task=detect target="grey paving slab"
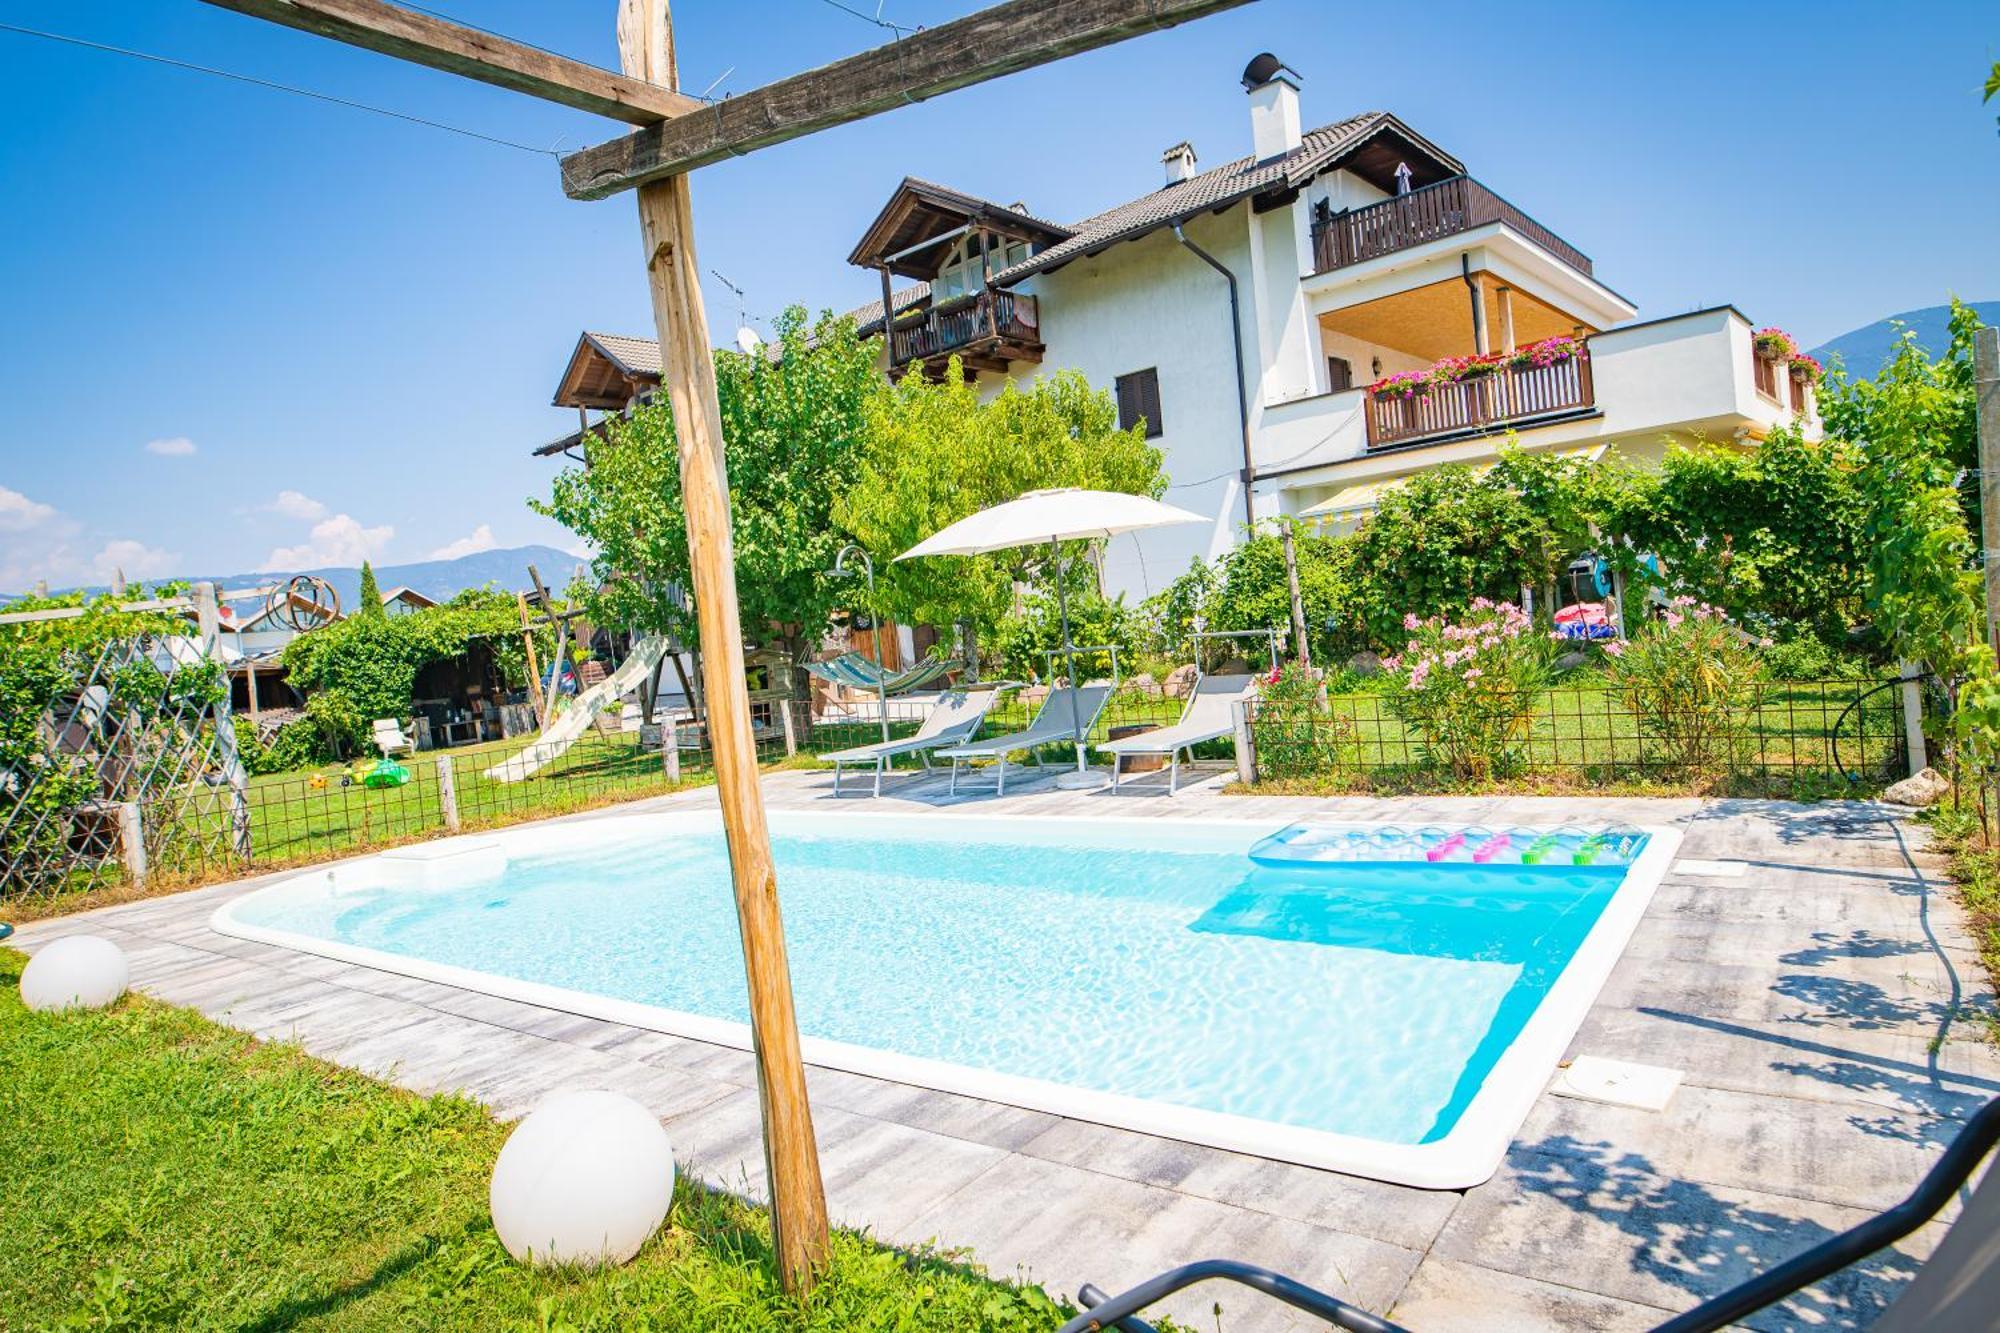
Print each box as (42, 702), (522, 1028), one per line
(8, 771), (1988, 1331)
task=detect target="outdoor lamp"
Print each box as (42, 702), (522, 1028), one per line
(19, 935), (130, 1012)
(489, 1089), (676, 1268)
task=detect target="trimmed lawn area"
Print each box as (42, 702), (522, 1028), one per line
(0, 948), (1095, 1331)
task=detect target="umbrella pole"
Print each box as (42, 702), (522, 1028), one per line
(1052, 534), (1086, 775)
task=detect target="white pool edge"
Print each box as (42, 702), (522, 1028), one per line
(209, 808), (1681, 1191)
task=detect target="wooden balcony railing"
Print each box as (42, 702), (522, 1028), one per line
(1364, 351), (1595, 450)
(1311, 176), (1593, 277)
(889, 289), (1040, 366)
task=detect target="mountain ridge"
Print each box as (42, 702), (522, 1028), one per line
(19, 544), (590, 609)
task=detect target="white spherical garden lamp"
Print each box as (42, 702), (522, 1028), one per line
(489, 1090), (675, 1268)
(19, 935), (130, 1013)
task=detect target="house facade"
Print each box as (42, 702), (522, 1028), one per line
(541, 55), (1817, 605)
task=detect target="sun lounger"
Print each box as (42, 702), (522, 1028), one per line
(817, 685), (1005, 797)
(1101, 672), (1258, 794)
(938, 684), (1113, 796)
(1055, 1096), (2000, 1333)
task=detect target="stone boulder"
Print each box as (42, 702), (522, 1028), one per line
(1554, 650), (1590, 671)
(1882, 767), (1949, 808)
(1163, 663), (1200, 698)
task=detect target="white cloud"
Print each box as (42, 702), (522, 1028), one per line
(0, 484), (59, 533)
(427, 523), (498, 561)
(91, 539), (179, 581)
(144, 436), (197, 458)
(263, 489), (329, 521)
(261, 513), (394, 572)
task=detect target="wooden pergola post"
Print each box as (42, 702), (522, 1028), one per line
(617, 0), (829, 1288)
(191, 0), (1255, 1299)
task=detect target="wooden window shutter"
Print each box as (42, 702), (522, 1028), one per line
(1116, 368), (1163, 437)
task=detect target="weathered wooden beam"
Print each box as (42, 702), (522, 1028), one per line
(561, 0), (1255, 199)
(196, 0), (698, 123)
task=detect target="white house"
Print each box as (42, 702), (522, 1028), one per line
(541, 54), (1818, 605)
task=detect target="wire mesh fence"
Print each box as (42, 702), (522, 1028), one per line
(1247, 677), (1909, 793)
(3, 675), (1912, 908)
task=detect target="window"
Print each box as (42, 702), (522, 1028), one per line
(1115, 368), (1163, 437)
(1326, 356), (1353, 392)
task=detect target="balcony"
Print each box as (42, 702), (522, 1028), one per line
(888, 289), (1043, 380)
(1364, 352), (1595, 450)
(1310, 176), (1593, 278)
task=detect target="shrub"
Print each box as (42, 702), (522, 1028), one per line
(1605, 598), (1764, 772)
(1760, 635), (1867, 683)
(989, 586), (1146, 684)
(1251, 662), (1353, 779)
(1386, 600), (1552, 780)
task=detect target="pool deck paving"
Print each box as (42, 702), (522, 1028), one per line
(13, 766), (1998, 1331)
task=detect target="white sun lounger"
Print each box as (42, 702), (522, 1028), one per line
(817, 685), (1006, 797)
(938, 684), (1113, 796)
(1102, 672), (1258, 794)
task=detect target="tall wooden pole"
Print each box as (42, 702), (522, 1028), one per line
(1975, 325), (2000, 657)
(617, 0), (829, 1290)
(1280, 520), (1310, 669)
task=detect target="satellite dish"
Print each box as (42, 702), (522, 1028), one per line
(734, 325), (763, 354)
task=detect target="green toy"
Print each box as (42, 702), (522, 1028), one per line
(363, 759), (411, 789)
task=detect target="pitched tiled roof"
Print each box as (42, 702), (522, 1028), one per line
(562, 112), (1464, 363)
(584, 332), (663, 377)
(988, 112), (1457, 282)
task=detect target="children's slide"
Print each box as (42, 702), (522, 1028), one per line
(484, 636), (670, 783)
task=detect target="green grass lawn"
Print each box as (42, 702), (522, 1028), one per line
(0, 948), (1101, 1331)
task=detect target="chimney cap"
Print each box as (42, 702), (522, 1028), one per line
(1241, 52), (1300, 92)
(1161, 141), (1196, 162)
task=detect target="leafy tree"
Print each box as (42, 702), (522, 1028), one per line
(1199, 522), (1351, 666)
(532, 307), (882, 685)
(1820, 299), (1987, 675)
(834, 358), (1165, 668)
(356, 561), (385, 618)
(280, 589), (556, 756)
(1343, 465), (1561, 646)
(1604, 428), (1866, 643)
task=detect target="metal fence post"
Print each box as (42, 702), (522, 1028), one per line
(436, 755), (460, 832)
(1900, 662), (1929, 776)
(781, 700), (798, 758)
(663, 716), (681, 783)
(118, 801), (147, 886)
(1233, 699), (1257, 785)
(194, 580), (252, 859)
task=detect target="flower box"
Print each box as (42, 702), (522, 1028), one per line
(1753, 328), (1797, 361)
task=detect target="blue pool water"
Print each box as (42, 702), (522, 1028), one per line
(231, 818), (1641, 1147)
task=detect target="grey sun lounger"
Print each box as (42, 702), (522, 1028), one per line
(818, 685), (1005, 797)
(938, 684), (1113, 796)
(1101, 672), (1258, 795)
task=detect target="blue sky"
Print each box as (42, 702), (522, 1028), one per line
(1, 1), (1994, 593)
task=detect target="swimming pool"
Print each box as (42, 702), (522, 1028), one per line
(213, 810), (1679, 1188)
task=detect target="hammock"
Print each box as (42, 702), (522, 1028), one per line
(803, 652), (958, 695)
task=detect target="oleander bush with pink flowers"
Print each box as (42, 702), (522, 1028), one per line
(1603, 597), (1767, 772)
(1384, 599), (1555, 780)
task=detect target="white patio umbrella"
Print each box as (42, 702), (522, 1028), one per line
(896, 488), (1206, 787)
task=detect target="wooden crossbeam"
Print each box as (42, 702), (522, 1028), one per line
(197, 0), (698, 123)
(560, 0), (1255, 199)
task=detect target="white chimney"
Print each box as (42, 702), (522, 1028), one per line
(1241, 53), (1302, 163)
(1161, 141), (1198, 186)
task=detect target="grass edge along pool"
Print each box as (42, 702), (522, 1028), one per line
(211, 810), (1681, 1190)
